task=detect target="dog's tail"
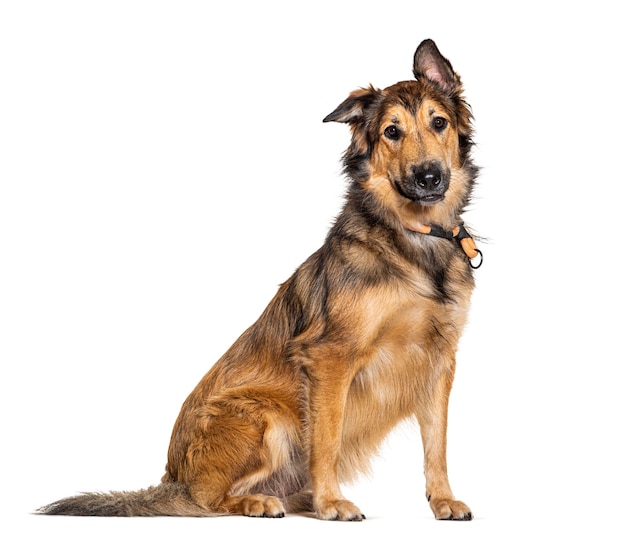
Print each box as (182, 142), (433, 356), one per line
(36, 482), (216, 517)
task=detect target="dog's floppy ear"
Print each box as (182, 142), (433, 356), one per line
(323, 86), (381, 124)
(324, 86), (381, 181)
(413, 39), (459, 92)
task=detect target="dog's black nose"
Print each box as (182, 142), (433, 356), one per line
(411, 164), (442, 191)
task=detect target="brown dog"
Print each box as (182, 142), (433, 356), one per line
(39, 38), (480, 521)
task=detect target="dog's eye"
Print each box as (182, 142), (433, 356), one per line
(384, 125), (400, 140)
(432, 117), (448, 131)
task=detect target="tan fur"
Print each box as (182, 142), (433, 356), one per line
(38, 39), (479, 522)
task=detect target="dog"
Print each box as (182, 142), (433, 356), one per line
(38, 38), (481, 521)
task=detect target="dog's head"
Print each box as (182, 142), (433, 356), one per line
(324, 39), (475, 228)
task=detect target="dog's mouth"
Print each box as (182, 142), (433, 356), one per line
(416, 194), (444, 206)
(393, 180), (446, 207)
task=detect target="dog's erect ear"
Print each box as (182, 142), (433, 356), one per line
(323, 86), (381, 124)
(413, 39), (458, 91)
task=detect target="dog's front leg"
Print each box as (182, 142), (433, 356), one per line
(308, 366), (364, 521)
(417, 358), (473, 521)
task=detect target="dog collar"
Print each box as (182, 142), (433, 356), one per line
(404, 222), (483, 269)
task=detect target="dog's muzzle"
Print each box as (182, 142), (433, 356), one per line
(395, 162), (450, 205)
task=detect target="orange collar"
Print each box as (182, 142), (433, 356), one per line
(403, 221), (483, 269)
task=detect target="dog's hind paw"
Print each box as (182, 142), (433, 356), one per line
(430, 498), (473, 521)
(315, 499), (365, 521)
(222, 494), (286, 518)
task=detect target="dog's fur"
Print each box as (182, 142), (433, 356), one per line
(38, 39), (479, 521)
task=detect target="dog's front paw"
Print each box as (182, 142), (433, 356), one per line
(430, 497), (473, 521)
(315, 499), (365, 521)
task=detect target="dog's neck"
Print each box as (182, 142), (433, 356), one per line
(400, 213), (482, 269)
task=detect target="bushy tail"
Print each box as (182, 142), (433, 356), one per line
(36, 482), (216, 517)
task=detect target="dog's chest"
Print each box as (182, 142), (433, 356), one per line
(351, 282), (469, 402)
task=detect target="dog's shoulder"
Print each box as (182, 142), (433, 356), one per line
(293, 198), (472, 309)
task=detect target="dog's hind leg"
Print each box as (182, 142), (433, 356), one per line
(174, 388), (302, 518)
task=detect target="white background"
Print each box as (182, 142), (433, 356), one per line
(1, 1), (625, 544)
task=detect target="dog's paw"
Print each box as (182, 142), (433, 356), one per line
(315, 499), (365, 521)
(430, 498), (473, 521)
(240, 494), (286, 518)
